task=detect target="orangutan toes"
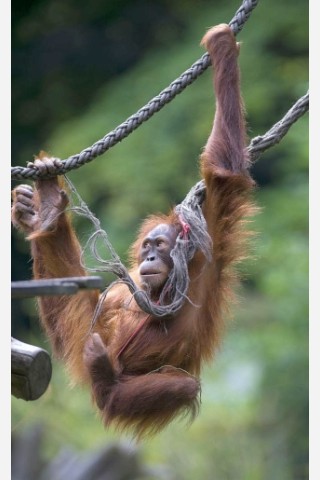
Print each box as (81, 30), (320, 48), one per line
(11, 184), (38, 233)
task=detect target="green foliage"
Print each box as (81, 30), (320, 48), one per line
(12, 0), (308, 478)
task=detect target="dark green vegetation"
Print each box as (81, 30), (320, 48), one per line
(12, 0), (308, 478)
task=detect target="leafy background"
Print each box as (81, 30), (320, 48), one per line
(11, 0), (308, 478)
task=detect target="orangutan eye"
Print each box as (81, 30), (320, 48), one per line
(143, 241), (151, 249)
(156, 239), (165, 247)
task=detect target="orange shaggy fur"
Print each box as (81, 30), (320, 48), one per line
(11, 24), (256, 440)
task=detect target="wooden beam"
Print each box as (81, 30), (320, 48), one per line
(11, 338), (52, 401)
(11, 276), (104, 298)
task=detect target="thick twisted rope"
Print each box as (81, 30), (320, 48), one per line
(248, 91), (309, 161)
(11, 0), (259, 181)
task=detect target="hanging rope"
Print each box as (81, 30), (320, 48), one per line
(11, 0), (259, 181)
(248, 91), (309, 161)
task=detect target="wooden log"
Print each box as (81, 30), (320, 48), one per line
(11, 276), (104, 298)
(11, 338), (52, 401)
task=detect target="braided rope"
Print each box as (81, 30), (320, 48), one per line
(11, 0), (259, 181)
(248, 91), (309, 161)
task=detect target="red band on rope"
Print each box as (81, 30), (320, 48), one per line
(178, 215), (190, 240)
